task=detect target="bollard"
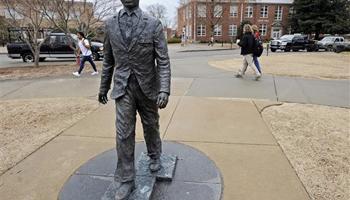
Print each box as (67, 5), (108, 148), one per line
(266, 43), (269, 56)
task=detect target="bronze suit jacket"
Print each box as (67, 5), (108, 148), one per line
(99, 10), (171, 101)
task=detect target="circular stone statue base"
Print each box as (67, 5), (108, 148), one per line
(59, 142), (222, 200)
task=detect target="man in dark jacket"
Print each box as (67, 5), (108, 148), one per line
(98, 0), (171, 199)
(236, 24), (261, 80)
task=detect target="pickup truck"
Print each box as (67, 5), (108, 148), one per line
(7, 33), (104, 63)
(270, 34), (317, 52)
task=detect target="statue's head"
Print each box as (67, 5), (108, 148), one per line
(121, 0), (140, 9)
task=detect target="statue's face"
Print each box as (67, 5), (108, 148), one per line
(121, 0), (140, 9)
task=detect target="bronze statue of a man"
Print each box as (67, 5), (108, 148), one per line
(98, 0), (171, 199)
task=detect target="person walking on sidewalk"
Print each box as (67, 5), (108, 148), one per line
(72, 32), (99, 77)
(251, 25), (262, 74)
(208, 36), (214, 46)
(235, 24), (261, 80)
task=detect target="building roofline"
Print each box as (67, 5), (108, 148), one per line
(179, 0), (293, 7)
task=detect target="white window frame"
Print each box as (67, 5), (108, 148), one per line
(259, 24), (267, 36)
(214, 24), (222, 36)
(214, 5), (223, 17)
(188, 5), (192, 19)
(245, 5), (253, 18)
(230, 5), (238, 17)
(197, 4), (206, 17)
(197, 24), (206, 36)
(183, 9), (186, 21)
(185, 6), (189, 19)
(229, 25), (237, 36)
(260, 5), (268, 18)
(275, 6), (283, 21)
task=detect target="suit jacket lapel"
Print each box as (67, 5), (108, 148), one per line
(128, 12), (148, 52)
(113, 12), (127, 51)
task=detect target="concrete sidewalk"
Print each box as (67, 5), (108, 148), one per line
(0, 70), (348, 200)
(169, 43), (238, 53)
(0, 87), (310, 200)
(3, 75), (345, 200)
(1, 75), (349, 108)
(0, 46), (7, 54)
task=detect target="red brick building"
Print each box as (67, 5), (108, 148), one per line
(177, 0), (293, 42)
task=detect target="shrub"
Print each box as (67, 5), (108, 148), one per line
(167, 38), (181, 43)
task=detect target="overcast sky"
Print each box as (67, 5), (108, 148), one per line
(110, 0), (179, 27)
(139, 0), (179, 19)
(139, 0), (180, 26)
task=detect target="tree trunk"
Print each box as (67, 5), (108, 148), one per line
(315, 31), (320, 40)
(34, 48), (40, 67)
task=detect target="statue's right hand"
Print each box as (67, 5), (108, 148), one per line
(98, 93), (108, 104)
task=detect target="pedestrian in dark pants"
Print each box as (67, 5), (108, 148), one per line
(73, 32), (98, 77)
(235, 24), (261, 80)
(251, 25), (262, 74)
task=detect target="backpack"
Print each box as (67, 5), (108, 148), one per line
(253, 37), (264, 57)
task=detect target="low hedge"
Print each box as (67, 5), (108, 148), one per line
(168, 38), (181, 43)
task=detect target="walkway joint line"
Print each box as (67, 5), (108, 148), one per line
(272, 75), (279, 102)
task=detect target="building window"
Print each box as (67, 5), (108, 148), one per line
(182, 9), (186, 21)
(259, 24), (267, 36)
(230, 5), (238, 17)
(229, 25), (237, 36)
(188, 6), (192, 19)
(289, 6), (294, 15)
(214, 5), (223, 17)
(197, 4), (206, 17)
(197, 24), (206, 36)
(275, 6), (283, 21)
(185, 6), (192, 19)
(260, 5), (268, 18)
(185, 25), (192, 38)
(245, 5), (253, 18)
(214, 24), (222, 36)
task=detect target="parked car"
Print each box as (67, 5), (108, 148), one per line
(7, 33), (104, 63)
(317, 36), (345, 51)
(270, 34), (317, 52)
(333, 41), (350, 53)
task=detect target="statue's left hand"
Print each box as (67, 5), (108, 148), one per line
(98, 93), (108, 105)
(157, 92), (169, 109)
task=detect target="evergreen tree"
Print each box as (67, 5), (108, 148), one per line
(291, 0), (350, 39)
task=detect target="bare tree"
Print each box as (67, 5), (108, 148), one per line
(0, 16), (7, 46)
(210, 0), (227, 39)
(146, 3), (171, 28)
(43, 0), (121, 37)
(40, 0), (121, 56)
(1, 0), (50, 67)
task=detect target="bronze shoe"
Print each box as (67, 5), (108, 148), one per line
(115, 181), (135, 200)
(149, 158), (161, 172)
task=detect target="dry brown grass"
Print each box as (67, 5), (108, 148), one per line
(209, 52), (350, 80)
(0, 63), (103, 81)
(262, 103), (350, 200)
(0, 98), (99, 175)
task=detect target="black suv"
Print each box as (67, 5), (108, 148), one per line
(270, 34), (317, 52)
(7, 33), (104, 63)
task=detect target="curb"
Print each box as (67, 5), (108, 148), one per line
(178, 48), (237, 53)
